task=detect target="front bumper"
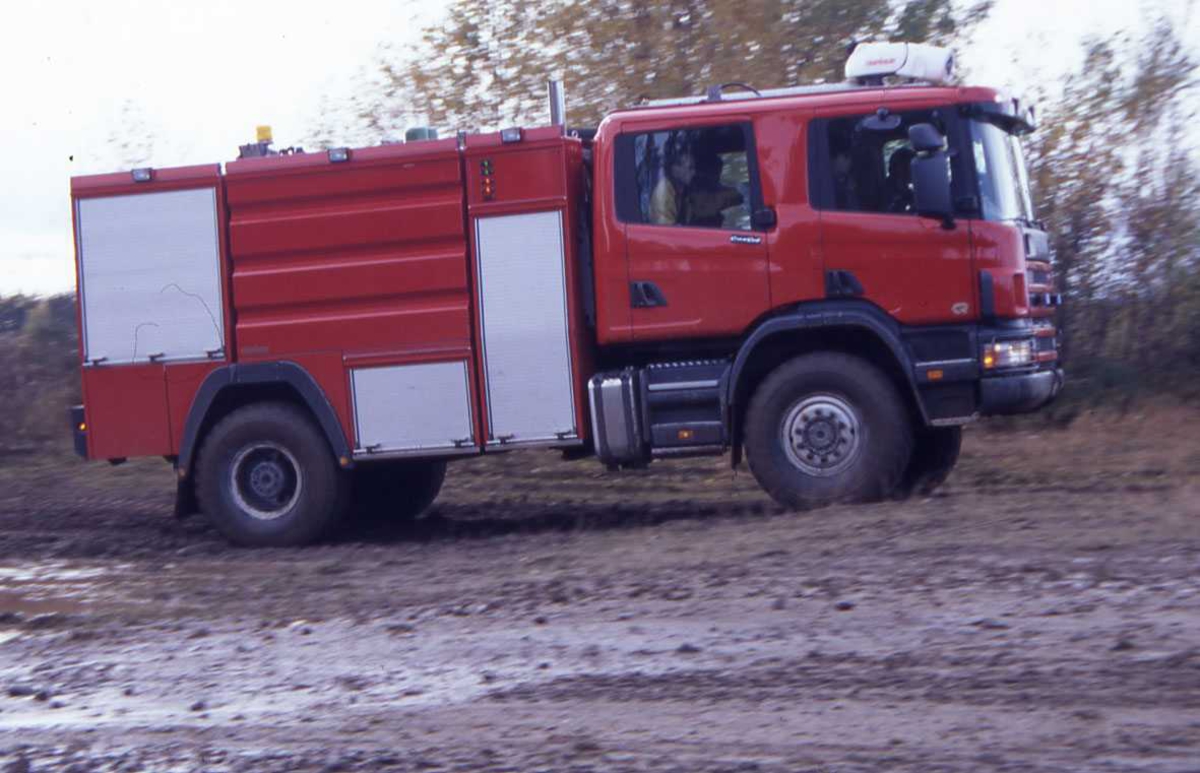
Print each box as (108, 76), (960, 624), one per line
(980, 368), (1064, 415)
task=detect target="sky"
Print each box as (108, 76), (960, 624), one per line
(1, 0), (1195, 296)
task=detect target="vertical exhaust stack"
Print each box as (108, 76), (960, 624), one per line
(548, 79), (566, 130)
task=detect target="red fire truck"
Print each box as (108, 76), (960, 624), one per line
(69, 43), (1061, 546)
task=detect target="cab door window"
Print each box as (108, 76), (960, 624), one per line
(811, 109), (959, 216)
(616, 123), (759, 231)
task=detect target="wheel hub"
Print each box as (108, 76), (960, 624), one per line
(249, 461), (286, 499)
(230, 444), (303, 520)
(782, 394), (862, 477)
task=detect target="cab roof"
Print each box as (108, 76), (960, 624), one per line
(600, 83), (1002, 130)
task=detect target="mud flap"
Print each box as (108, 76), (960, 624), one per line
(174, 477), (199, 519)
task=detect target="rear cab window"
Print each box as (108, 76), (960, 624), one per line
(615, 122), (763, 231)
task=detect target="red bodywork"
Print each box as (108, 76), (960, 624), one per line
(72, 165), (233, 459)
(462, 128), (595, 443)
(71, 84), (1051, 463)
(72, 133), (590, 460)
(224, 139), (473, 448)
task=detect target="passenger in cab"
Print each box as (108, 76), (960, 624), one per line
(687, 153), (744, 228)
(650, 149), (696, 225)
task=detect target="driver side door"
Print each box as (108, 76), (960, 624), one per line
(811, 107), (975, 326)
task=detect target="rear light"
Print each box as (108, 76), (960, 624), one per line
(982, 339), (1033, 370)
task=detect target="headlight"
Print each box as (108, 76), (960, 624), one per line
(982, 339), (1033, 369)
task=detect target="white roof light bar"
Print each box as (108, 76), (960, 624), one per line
(845, 42), (955, 85)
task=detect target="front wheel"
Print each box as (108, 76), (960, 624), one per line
(196, 402), (349, 547)
(744, 353), (913, 509)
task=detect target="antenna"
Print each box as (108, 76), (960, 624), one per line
(548, 80), (566, 128)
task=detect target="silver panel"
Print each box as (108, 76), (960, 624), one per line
(646, 380), (720, 392)
(351, 361), (474, 454)
(475, 211), (577, 444)
(77, 188), (224, 365)
(913, 358), (975, 368)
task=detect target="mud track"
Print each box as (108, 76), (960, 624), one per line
(1, 409), (1198, 772)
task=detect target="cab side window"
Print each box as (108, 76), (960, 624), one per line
(813, 110), (948, 216)
(616, 124), (756, 231)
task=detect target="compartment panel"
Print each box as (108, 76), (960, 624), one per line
(77, 188), (224, 365)
(351, 361), (474, 454)
(475, 211), (577, 444)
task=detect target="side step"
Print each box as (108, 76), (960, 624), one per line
(589, 360), (730, 467)
(644, 360), (727, 457)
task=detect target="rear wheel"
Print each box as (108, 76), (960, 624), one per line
(744, 353), (913, 509)
(894, 426), (962, 498)
(196, 402), (348, 547)
(352, 459), (447, 523)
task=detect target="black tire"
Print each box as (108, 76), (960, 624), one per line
(894, 426), (962, 498)
(195, 402), (349, 547)
(744, 352), (913, 509)
(351, 459), (447, 523)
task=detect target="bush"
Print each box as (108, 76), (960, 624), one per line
(0, 295), (80, 455)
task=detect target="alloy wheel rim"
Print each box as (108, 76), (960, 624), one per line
(781, 394), (862, 476)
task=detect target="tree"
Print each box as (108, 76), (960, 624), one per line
(350, 0), (991, 139)
(1027, 13), (1200, 386)
(1025, 38), (1127, 364)
(1119, 18), (1198, 369)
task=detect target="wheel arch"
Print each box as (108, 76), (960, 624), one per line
(174, 362), (352, 515)
(726, 301), (927, 465)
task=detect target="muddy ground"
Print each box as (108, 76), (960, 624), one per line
(0, 406), (1198, 772)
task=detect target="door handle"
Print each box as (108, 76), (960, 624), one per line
(751, 207), (777, 229)
(730, 234), (763, 245)
(630, 281), (668, 308)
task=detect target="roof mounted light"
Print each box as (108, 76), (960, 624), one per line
(131, 168), (153, 183)
(500, 127), (523, 144)
(845, 42), (955, 86)
(328, 147), (350, 163)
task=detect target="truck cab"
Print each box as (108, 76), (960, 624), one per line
(582, 75), (1060, 470)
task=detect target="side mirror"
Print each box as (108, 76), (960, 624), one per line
(908, 123), (945, 153)
(911, 152), (953, 226)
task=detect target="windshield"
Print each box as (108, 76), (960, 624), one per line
(971, 119), (1035, 224)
